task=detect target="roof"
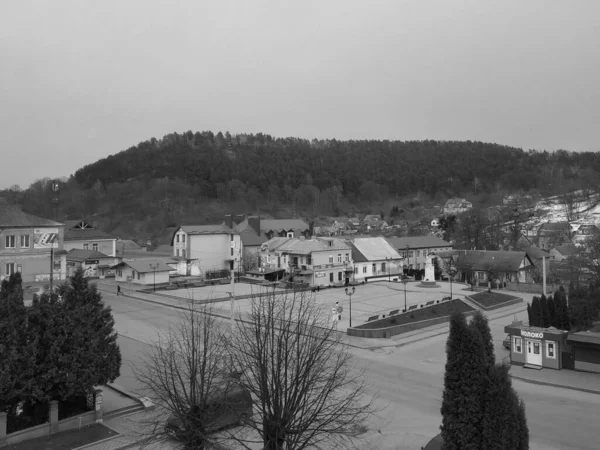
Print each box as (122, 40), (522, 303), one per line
(523, 246), (550, 261)
(259, 219), (309, 232)
(116, 240), (142, 251)
(387, 235), (452, 249)
(113, 259), (173, 273)
(179, 224), (235, 235)
(65, 228), (113, 241)
(151, 244), (174, 255)
(0, 205), (63, 228)
(66, 249), (110, 262)
(455, 250), (529, 272)
(64, 220), (95, 230)
(239, 231), (268, 247)
(262, 237), (350, 254)
(567, 332), (600, 345)
(553, 245), (579, 256)
(538, 222), (571, 234)
(351, 237), (402, 262)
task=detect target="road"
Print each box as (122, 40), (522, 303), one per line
(103, 290), (600, 450)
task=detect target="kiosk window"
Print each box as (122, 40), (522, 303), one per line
(533, 342), (540, 355)
(513, 337), (522, 353)
(546, 341), (556, 359)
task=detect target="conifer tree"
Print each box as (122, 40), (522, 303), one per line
(547, 294), (557, 328)
(516, 399), (530, 450)
(469, 311), (495, 368)
(526, 303), (532, 325)
(540, 294), (551, 328)
(530, 296), (541, 327)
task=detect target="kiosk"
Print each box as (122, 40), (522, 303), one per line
(567, 332), (600, 374)
(504, 322), (569, 369)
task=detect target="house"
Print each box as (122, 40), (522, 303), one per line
(0, 205), (67, 283)
(330, 220), (351, 235)
(361, 215), (388, 231)
(443, 198), (473, 215)
(150, 244), (174, 256)
(66, 249), (119, 278)
(350, 237), (403, 282)
(387, 236), (453, 271)
(537, 222), (572, 250)
(259, 236), (353, 287)
(454, 250), (534, 286)
(348, 217), (360, 227)
(238, 230), (267, 271)
(172, 224), (241, 276)
(112, 259), (172, 286)
(116, 239), (145, 258)
(232, 216), (312, 240)
(63, 220), (117, 257)
(549, 245), (579, 262)
(570, 223), (600, 246)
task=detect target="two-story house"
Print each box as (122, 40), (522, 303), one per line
(0, 205), (67, 283)
(387, 235), (453, 271)
(570, 223), (600, 246)
(259, 236), (353, 287)
(350, 237), (403, 282)
(172, 224), (241, 276)
(443, 198), (473, 216)
(63, 220), (117, 257)
(537, 222), (572, 250)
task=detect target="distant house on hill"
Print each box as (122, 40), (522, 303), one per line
(549, 245), (579, 262)
(537, 222), (572, 250)
(443, 198), (473, 216)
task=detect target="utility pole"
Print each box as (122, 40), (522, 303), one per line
(49, 180), (60, 294)
(149, 263), (158, 292)
(542, 255), (547, 297)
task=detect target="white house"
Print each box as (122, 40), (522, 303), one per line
(172, 224), (241, 277)
(112, 259), (172, 286)
(350, 237), (403, 282)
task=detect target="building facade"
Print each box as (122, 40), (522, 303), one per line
(504, 322), (569, 369)
(63, 220), (117, 257)
(387, 236), (453, 271)
(112, 260), (171, 286)
(0, 206), (66, 283)
(66, 249), (119, 278)
(350, 237), (403, 282)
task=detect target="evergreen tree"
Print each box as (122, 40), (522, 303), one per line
(480, 364), (520, 450)
(469, 311), (495, 368)
(516, 399), (530, 450)
(554, 288), (570, 331)
(540, 295), (551, 328)
(547, 294), (557, 328)
(526, 303), (532, 325)
(441, 311), (487, 450)
(530, 296), (541, 327)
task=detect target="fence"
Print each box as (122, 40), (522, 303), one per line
(0, 389), (103, 447)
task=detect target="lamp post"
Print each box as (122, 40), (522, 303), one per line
(448, 264), (457, 300)
(345, 286), (355, 327)
(149, 263), (158, 292)
(405, 245), (411, 276)
(402, 276), (408, 312)
(386, 257), (392, 282)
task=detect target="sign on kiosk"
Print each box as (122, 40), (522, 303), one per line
(521, 330), (544, 339)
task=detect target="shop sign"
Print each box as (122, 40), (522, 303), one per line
(315, 272), (326, 278)
(521, 330), (544, 339)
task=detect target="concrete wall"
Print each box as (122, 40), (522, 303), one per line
(188, 234), (241, 272)
(63, 239), (116, 257)
(347, 309), (477, 339)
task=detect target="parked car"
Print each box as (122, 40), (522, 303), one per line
(165, 385), (253, 440)
(503, 335), (511, 350)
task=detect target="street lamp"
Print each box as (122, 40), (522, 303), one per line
(149, 263), (158, 292)
(448, 264), (457, 300)
(345, 286), (355, 327)
(405, 245), (411, 276)
(386, 257), (392, 282)
(402, 276), (408, 312)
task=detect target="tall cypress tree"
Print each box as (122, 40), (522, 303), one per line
(441, 311), (487, 450)
(526, 303), (532, 325)
(469, 311), (495, 369)
(530, 296), (541, 327)
(516, 399), (530, 450)
(540, 295), (551, 328)
(547, 294), (557, 328)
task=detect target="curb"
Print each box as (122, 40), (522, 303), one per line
(511, 374), (600, 396)
(71, 429), (123, 450)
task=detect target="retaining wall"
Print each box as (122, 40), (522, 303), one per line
(466, 296), (523, 311)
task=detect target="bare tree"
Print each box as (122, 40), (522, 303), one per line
(133, 300), (243, 449)
(225, 287), (375, 450)
(242, 248), (259, 273)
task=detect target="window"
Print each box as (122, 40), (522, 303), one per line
(118, 270), (122, 277)
(182, 249), (186, 259)
(287, 232), (294, 238)
(345, 253), (350, 262)
(338, 272), (342, 281)
(354, 267), (358, 274)
(231, 247), (234, 256)
(546, 341), (555, 358)
(382, 263), (386, 273)
(5, 263), (15, 276)
(513, 337), (522, 353)
(363, 266), (367, 274)
(92, 243), (98, 251)
(182, 234), (186, 242)
(83, 244), (89, 250)
(533, 342), (540, 355)
(307, 255), (312, 265)
(5, 235), (15, 248)
(417, 263), (421, 270)
(137, 271), (140, 280)
(337, 254), (342, 263)
(20, 235), (30, 248)
(329, 255), (333, 264)
(416, 250), (420, 257)
(329, 273), (334, 282)
(176, 249), (180, 257)
(16, 264), (22, 273)
(176, 235), (180, 243)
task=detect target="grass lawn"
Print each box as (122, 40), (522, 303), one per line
(356, 299), (474, 330)
(469, 291), (519, 308)
(6, 424), (118, 450)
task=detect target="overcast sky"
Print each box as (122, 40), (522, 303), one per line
(1, 0), (599, 189)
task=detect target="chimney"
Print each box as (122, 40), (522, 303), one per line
(224, 214), (233, 230)
(248, 216), (261, 236)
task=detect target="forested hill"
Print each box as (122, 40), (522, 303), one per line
(7, 131), (600, 240)
(74, 131), (600, 199)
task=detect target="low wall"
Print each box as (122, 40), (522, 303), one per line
(467, 296), (523, 311)
(505, 282), (556, 294)
(347, 309), (477, 339)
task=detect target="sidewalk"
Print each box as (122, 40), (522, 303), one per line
(510, 364), (600, 395)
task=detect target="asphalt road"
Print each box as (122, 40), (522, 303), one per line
(103, 291), (600, 450)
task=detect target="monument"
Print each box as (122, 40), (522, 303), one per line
(419, 253), (440, 288)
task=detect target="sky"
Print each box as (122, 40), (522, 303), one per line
(1, 0), (599, 189)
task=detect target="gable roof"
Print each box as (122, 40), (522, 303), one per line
(66, 249), (110, 262)
(151, 244), (174, 255)
(239, 231), (268, 247)
(261, 237), (350, 254)
(64, 220), (113, 241)
(455, 250), (530, 272)
(116, 239), (142, 251)
(113, 259), (173, 273)
(259, 219), (309, 232)
(553, 245), (579, 257)
(522, 246), (550, 261)
(538, 222), (571, 234)
(387, 235), (452, 249)
(0, 206), (63, 228)
(351, 237), (402, 262)
(179, 224), (235, 235)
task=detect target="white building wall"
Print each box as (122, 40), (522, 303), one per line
(63, 239), (117, 257)
(188, 234), (242, 273)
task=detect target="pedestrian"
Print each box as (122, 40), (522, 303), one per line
(117, 285), (121, 296)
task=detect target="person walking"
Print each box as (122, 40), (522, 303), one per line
(117, 285), (121, 296)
